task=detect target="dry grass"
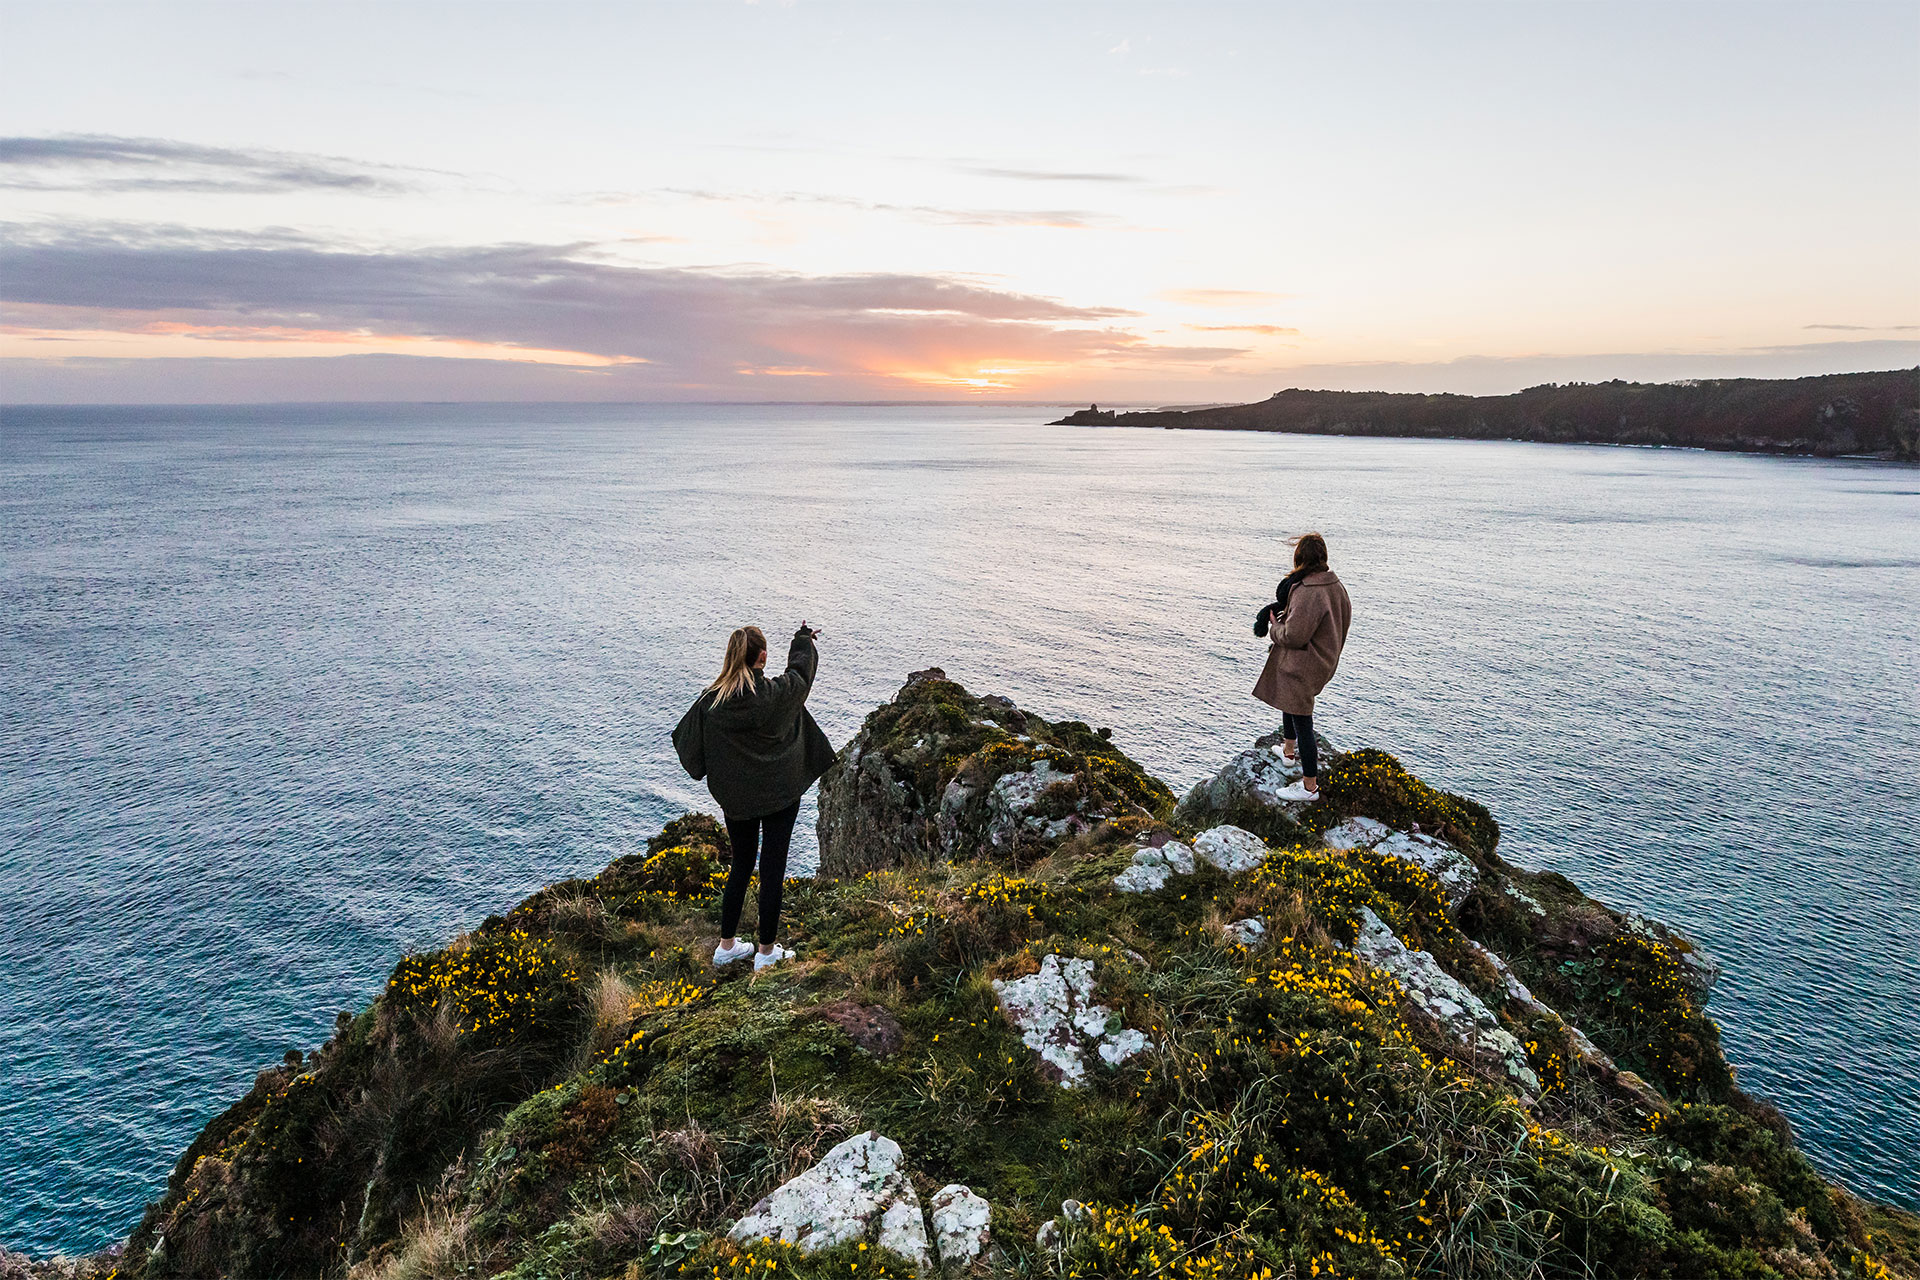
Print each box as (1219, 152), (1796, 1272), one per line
(348, 1206), (481, 1280)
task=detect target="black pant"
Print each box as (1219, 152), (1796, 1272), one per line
(1283, 711), (1317, 779)
(720, 799), (800, 946)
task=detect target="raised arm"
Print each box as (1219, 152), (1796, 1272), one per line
(765, 625), (819, 708)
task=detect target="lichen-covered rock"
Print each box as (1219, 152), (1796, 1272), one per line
(1111, 839), (1195, 894)
(991, 954), (1148, 1086)
(1348, 908), (1539, 1091)
(1179, 737), (1301, 813)
(1111, 857), (1170, 894)
(1224, 918), (1267, 947)
(1174, 732), (1311, 845)
(818, 673), (1174, 877)
(728, 1131), (931, 1269)
(1192, 825), (1268, 875)
(1324, 816), (1481, 908)
(927, 1183), (991, 1272)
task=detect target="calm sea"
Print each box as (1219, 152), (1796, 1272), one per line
(3, 403), (1916, 1254)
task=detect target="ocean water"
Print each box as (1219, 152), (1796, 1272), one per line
(2, 402), (1916, 1254)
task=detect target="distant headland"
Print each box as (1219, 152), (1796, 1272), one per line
(1053, 368), (1920, 461)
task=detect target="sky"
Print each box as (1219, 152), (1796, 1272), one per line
(1, 0), (1916, 403)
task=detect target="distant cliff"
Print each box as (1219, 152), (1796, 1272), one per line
(1053, 369), (1920, 460)
(13, 672), (1919, 1279)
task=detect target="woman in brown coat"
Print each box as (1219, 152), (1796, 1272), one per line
(1252, 532), (1352, 799)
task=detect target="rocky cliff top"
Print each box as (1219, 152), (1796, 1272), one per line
(16, 673), (1917, 1280)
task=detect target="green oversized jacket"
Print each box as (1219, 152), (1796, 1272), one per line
(672, 628), (836, 820)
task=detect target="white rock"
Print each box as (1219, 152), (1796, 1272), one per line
(1182, 743), (1302, 814)
(1347, 909), (1539, 1091)
(1112, 839), (1196, 894)
(1193, 825), (1268, 875)
(1112, 860), (1171, 894)
(729, 1131), (930, 1269)
(992, 954), (1149, 1087)
(929, 1184), (991, 1271)
(878, 1197), (933, 1269)
(1224, 918), (1267, 947)
(1322, 816), (1391, 849)
(1372, 831), (1481, 906)
(1470, 941), (1616, 1072)
(1098, 1028), (1149, 1065)
(1157, 840), (1196, 874)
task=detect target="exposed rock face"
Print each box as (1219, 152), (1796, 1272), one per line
(1181, 737), (1302, 813)
(728, 1131), (931, 1268)
(992, 954), (1149, 1086)
(1324, 815), (1481, 908)
(927, 1184), (992, 1272)
(1112, 839), (1194, 893)
(1193, 825), (1268, 874)
(1174, 732), (1311, 844)
(1348, 908), (1540, 1091)
(818, 673), (1174, 878)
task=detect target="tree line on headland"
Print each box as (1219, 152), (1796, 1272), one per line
(1053, 368), (1920, 460)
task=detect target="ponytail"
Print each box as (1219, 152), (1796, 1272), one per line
(706, 626), (768, 702)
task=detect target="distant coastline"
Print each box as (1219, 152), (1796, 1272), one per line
(1053, 368), (1920, 461)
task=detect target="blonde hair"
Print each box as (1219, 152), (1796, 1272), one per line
(707, 626), (768, 702)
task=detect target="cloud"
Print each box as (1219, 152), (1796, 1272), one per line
(1160, 288), (1291, 307)
(652, 186), (1127, 229)
(0, 224), (1236, 394)
(1185, 323), (1300, 336)
(0, 134), (416, 195)
(1804, 323), (1919, 332)
(956, 166), (1150, 185)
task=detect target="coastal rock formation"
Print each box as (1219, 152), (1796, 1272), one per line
(818, 669), (1174, 877)
(34, 671), (1919, 1280)
(1053, 368), (1920, 460)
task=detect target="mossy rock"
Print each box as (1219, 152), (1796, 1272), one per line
(817, 673), (1173, 878)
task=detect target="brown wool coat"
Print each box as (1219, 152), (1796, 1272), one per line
(1252, 570), (1352, 716)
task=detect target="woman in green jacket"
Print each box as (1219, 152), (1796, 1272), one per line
(673, 623), (835, 972)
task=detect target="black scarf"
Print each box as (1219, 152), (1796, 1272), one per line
(1255, 568), (1314, 636)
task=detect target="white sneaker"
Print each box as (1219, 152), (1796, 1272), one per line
(753, 944), (795, 973)
(1275, 781), (1321, 803)
(712, 940), (755, 966)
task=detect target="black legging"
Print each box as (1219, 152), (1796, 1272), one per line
(720, 798), (800, 946)
(1283, 711), (1317, 779)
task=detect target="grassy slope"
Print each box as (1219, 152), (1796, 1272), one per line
(75, 676), (1913, 1280)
